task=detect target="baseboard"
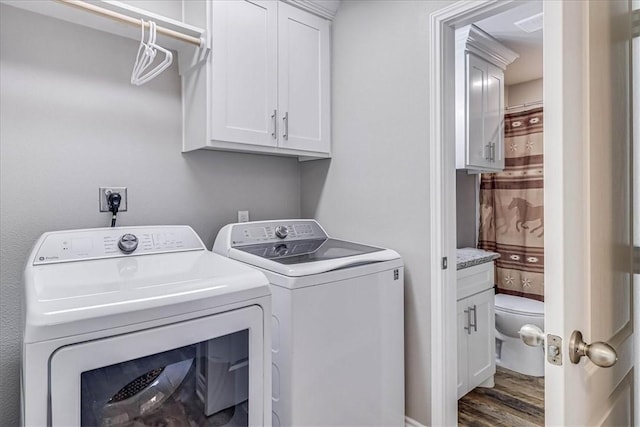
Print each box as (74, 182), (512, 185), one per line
(405, 416), (427, 427)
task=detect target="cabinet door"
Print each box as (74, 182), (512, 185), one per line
(277, 2), (330, 154)
(466, 289), (496, 390)
(485, 63), (504, 169)
(457, 299), (470, 399)
(210, 1), (278, 147)
(465, 53), (490, 169)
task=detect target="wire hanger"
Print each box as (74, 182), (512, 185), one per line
(131, 20), (173, 86)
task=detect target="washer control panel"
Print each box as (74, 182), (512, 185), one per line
(230, 220), (327, 247)
(274, 225), (289, 239)
(33, 226), (205, 265)
(117, 233), (139, 253)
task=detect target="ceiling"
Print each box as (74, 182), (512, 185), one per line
(474, 1), (543, 86)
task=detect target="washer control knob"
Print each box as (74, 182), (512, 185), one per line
(275, 225), (289, 239)
(118, 234), (139, 254)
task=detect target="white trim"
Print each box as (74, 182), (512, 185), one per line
(455, 24), (519, 70)
(405, 415), (427, 427)
(428, 1), (517, 426)
(281, 0), (337, 20)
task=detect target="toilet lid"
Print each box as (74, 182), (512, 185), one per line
(495, 294), (544, 315)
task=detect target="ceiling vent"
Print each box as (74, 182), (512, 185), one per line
(514, 12), (543, 33)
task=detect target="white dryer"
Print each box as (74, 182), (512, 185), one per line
(213, 219), (404, 427)
(22, 226), (271, 427)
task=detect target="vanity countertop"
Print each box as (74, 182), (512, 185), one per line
(456, 248), (500, 270)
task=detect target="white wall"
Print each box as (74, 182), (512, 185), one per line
(506, 78), (543, 107)
(0, 6), (301, 425)
(456, 171), (478, 248)
(300, 1), (449, 423)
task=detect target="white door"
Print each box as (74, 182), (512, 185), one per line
(210, 0), (278, 147)
(49, 307), (266, 426)
(457, 299), (469, 399)
(465, 53), (488, 170)
(544, 0), (634, 424)
(485, 63), (503, 169)
(466, 289), (495, 391)
(277, 2), (330, 154)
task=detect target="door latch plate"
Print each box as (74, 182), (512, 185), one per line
(547, 334), (562, 366)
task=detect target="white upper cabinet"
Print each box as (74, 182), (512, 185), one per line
(183, 0), (331, 160)
(210, 1), (278, 148)
(484, 63), (504, 167)
(278, 3), (331, 154)
(455, 25), (517, 173)
(465, 53), (488, 169)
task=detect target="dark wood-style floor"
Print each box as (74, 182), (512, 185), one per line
(458, 367), (544, 426)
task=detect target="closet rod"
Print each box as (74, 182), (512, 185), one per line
(505, 100), (543, 110)
(56, 0), (204, 47)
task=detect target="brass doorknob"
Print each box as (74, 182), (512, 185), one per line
(569, 330), (617, 368)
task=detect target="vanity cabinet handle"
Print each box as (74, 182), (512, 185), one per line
(470, 304), (478, 332)
(464, 305), (477, 334)
(464, 307), (472, 335)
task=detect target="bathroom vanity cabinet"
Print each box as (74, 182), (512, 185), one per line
(456, 261), (496, 399)
(455, 25), (518, 173)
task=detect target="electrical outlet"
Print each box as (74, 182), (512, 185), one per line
(99, 187), (128, 212)
(238, 210), (249, 223)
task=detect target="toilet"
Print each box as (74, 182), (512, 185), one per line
(494, 294), (545, 377)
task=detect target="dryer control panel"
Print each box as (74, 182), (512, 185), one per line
(33, 226), (205, 265)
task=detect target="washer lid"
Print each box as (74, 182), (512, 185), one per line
(495, 294), (544, 315)
(214, 219), (401, 277)
(228, 243), (399, 277)
(236, 238), (383, 264)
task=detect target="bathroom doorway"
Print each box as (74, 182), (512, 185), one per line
(452, 2), (545, 425)
(429, 0), (635, 425)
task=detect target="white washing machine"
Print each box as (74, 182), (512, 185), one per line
(22, 225), (271, 427)
(213, 219), (405, 426)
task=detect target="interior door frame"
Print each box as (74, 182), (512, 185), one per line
(428, 2), (520, 424)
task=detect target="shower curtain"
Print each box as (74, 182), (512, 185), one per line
(478, 107), (544, 301)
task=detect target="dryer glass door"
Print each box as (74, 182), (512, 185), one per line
(49, 306), (264, 427)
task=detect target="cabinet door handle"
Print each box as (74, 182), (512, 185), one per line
(464, 308), (472, 335)
(490, 142), (496, 162)
(470, 304), (478, 332)
(271, 109), (277, 139)
(283, 111), (289, 140)
(485, 143), (491, 160)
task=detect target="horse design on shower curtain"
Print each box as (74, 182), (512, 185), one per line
(479, 107), (544, 301)
(508, 197), (543, 237)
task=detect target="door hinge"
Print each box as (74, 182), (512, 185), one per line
(442, 257), (448, 270)
(547, 334), (563, 366)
